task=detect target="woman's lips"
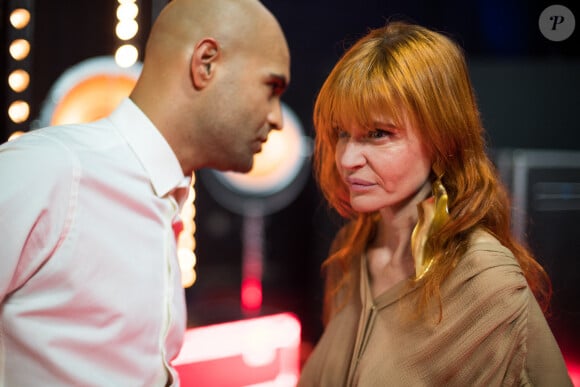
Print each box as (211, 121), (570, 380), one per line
(346, 176), (375, 192)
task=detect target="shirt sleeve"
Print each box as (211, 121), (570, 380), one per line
(453, 257), (530, 385)
(0, 132), (78, 301)
(524, 290), (573, 386)
(441, 247), (571, 386)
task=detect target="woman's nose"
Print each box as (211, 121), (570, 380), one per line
(337, 140), (365, 169)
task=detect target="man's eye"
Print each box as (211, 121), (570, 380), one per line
(271, 84), (283, 96)
(269, 80), (286, 97)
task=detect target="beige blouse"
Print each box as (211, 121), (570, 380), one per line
(298, 232), (572, 386)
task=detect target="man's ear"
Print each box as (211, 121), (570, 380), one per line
(191, 38), (220, 89)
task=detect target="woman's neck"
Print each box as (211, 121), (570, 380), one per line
(366, 181), (432, 297)
(375, 180), (432, 248)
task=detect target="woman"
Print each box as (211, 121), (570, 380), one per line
(298, 22), (572, 386)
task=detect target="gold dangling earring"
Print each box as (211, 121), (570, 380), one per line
(411, 173), (450, 280)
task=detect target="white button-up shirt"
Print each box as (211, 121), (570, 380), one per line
(0, 98), (190, 386)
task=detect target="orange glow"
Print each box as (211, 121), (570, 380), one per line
(248, 128), (300, 177)
(50, 74), (136, 125)
(220, 105), (308, 195)
(173, 313), (301, 386)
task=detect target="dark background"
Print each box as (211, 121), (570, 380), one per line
(2, 0), (579, 362)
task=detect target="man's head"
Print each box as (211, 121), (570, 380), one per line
(130, 0), (290, 175)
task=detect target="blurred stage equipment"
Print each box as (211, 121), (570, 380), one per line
(37, 55), (198, 288)
(494, 148), (580, 366)
(37, 56), (141, 127)
(172, 313), (301, 387)
(4, 0), (35, 140)
(199, 103), (312, 314)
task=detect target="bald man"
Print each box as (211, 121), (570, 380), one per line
(0, 0), (290, 385)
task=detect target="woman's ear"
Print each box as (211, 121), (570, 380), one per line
(191, 38), (220, 89)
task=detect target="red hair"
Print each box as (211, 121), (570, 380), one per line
(314, 22), (551, 324)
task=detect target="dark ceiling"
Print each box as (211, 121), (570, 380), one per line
(15, 0), (580, 141)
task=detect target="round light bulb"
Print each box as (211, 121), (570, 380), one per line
(115, 44), (139, 68)
(8, 69), (30, 92)
(8, 100), (30, 123)
(116, 19), (139, 40)
(9, 39), (31, 61)
(10, 8), (31, 29)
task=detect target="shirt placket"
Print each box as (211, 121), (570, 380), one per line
(159, 194), (180, 386)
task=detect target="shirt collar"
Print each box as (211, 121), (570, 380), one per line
(108, 98), (190, 198)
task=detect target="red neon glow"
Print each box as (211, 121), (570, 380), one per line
(172, 313), (301, 387)
(566, 359), (580, 387)
(241, 277), (262, 311)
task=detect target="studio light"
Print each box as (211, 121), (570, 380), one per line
(201, 104), (312, 216)
(9, 7), (31, 29)
(4, 0), (35, 141)
(9, 39), (30, 60)
(200, 103), (312, 313)
(7, 100), (29, 124)
(114, 0), (140, 68)
(8, 69), (30, 93)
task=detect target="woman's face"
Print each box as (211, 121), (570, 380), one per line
(335, 111), (432, 214)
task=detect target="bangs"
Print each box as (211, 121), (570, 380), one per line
(314, 48), (409, 138)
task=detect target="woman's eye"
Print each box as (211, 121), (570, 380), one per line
(336, 129), (349, 139)
(368, 129), (391, 139)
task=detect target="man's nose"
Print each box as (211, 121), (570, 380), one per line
(267, 101), (284, 131)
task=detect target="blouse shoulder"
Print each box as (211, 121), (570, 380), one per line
(456, 230), (525, 287)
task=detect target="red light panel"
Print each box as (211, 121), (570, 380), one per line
(172, 313), (301, 386)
